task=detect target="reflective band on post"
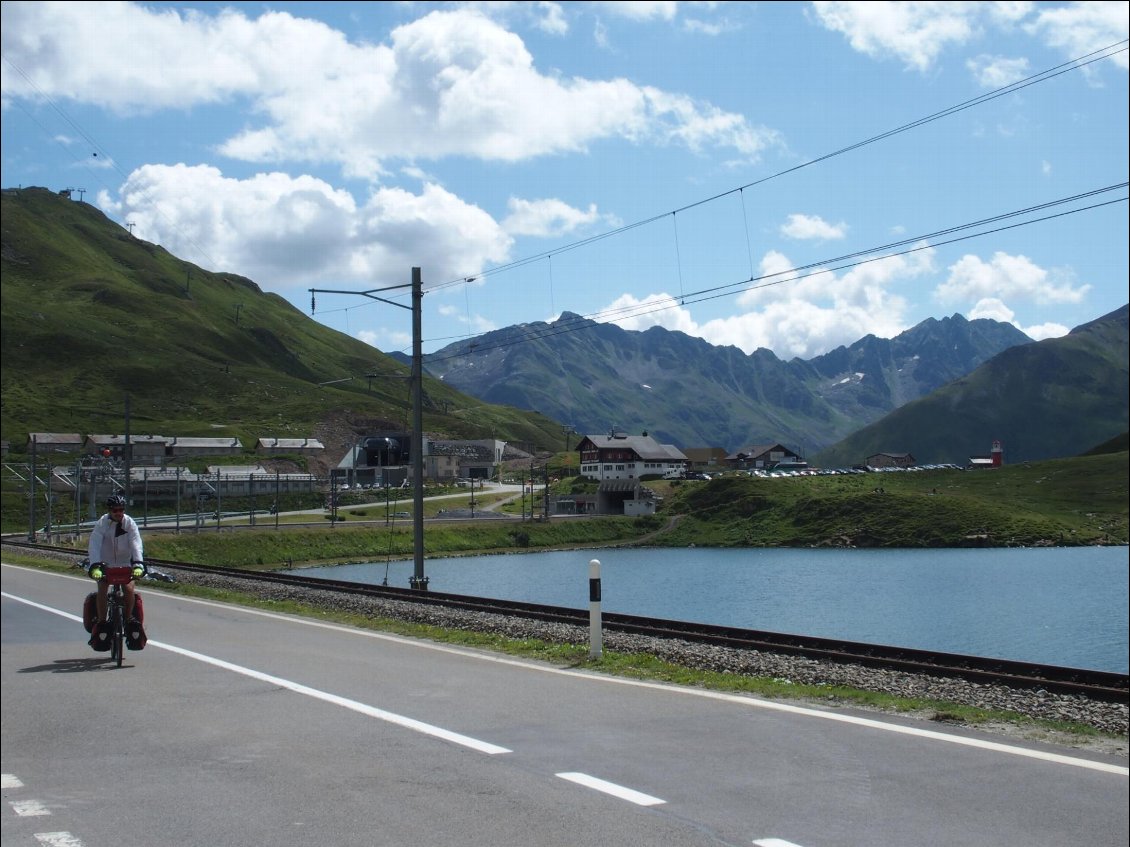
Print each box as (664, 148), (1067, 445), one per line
(588, 558), (602, 659)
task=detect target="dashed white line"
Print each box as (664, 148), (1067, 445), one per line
(35, 833), (86, 847)
(556, 772), (665, 806)
(754, 839), (805, 847)
(1, 773), (25, 788)
(11, 799), (51, 816)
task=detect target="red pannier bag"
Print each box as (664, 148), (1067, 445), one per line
(127, 593), (147, 650)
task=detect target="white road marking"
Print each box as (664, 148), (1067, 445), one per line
(11, 799), (51, 816)
(754, 839), (805, 847)
(556, 772), (665, 806)
(1, 773), (25, 788)
(35, 833), (86, 847)
(5, 568), (1127, 776)
(153, 639), (513, 755)
(3, 590), (511, 756)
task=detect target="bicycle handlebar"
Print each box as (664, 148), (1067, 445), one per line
(77, 559), (176, 584)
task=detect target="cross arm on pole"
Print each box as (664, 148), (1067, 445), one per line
(308, 284), (414, 313)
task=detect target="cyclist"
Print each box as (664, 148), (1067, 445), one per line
(87, 494), (145, 647)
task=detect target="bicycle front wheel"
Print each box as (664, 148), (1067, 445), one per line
(110, 606), (124, 667)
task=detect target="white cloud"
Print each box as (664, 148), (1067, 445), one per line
(98, 164), (512, 289)
(597, 2), (680, 23)
(1, 4), (777, 179)
(533, 2), (570, 35)
(1020, 322), (1069, 341)
(967, 296), (1016, 323)
(710, 247), (931, 357)
(966, 54), (1030, 88)
(968, 297), (1067, 341)
(1025, 1), (1130, 72)
(594, 244), (932, 359)
(780, 213), (847, 240)
(809, 1), (979, 72)
(811, 1), (1129, 77)
(935, 252), (1091, 306)
(596, 291), (700, 335)
(501, 197), (618, 237)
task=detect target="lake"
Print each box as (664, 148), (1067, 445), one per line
(284, 546), (1129, 674)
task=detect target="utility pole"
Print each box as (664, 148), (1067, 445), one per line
(126, 221), (136, 235)
(543, 464), (551, 521)
(76, 188), (87, 202)
(308, 268), (429, 590)
(124, 395), (132, 506)
(409, 267), (426, 589)
(234, 303), (243, 325)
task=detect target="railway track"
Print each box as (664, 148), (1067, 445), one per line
(6, 540), (1127, 704)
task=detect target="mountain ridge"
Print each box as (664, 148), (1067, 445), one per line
(415, 309), (1033, 454)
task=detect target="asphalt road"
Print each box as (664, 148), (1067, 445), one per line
(3, 562), (1127, 847)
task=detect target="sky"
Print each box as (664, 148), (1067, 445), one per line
(2, 1), (1127, 358)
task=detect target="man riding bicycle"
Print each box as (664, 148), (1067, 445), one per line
(87, 493), (145, 647)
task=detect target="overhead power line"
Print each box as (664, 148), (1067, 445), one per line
(423, 183), (1129, 364)
(432, 39), (1127, 296)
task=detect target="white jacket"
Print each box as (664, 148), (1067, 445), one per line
(87, 513), (144, 566)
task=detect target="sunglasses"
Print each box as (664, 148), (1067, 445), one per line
(110, 508), (125, 514)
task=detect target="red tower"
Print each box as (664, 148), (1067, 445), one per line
(991, 440), (1003, 467)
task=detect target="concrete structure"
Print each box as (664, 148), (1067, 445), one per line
(682, 446), (728, 473)
(867, 451), (916, 469)
(426, 438), (507, 482)
(28, 433), (84, 453)
(332, 433), (508, 486)
(85, 434), (169, 465)
(256, 437), (325, 456)
(725, 443), (804, 470)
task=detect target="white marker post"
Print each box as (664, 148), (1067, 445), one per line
(589, 558), (602, 659)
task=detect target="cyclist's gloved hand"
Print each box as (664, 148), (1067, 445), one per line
(132, 565), (145, 579)
(89, 566), (103, 581)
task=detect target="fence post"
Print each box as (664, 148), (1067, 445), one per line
(589, 558), (602, 659)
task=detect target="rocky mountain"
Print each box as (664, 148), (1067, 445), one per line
(814, 304), (1130, 466)
(413, 311), (1032, 454)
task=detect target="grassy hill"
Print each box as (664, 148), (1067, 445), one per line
(0, 187), (564, 457)
(656, 450), (1128, 548)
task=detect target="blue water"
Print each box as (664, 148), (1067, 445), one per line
(285, 546), (1129, 673)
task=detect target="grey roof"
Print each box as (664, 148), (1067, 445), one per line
(167, 436), (243, 448)
(581, 434), (688, 461)
(726, 443), (793, 461)
(86, 434), (169, 445)
(256, 437), (325, 450)
(428, 440), (495, 460)
(28, 432), (84, 445)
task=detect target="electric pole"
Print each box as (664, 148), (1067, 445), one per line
(308, 268), (429, 589)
